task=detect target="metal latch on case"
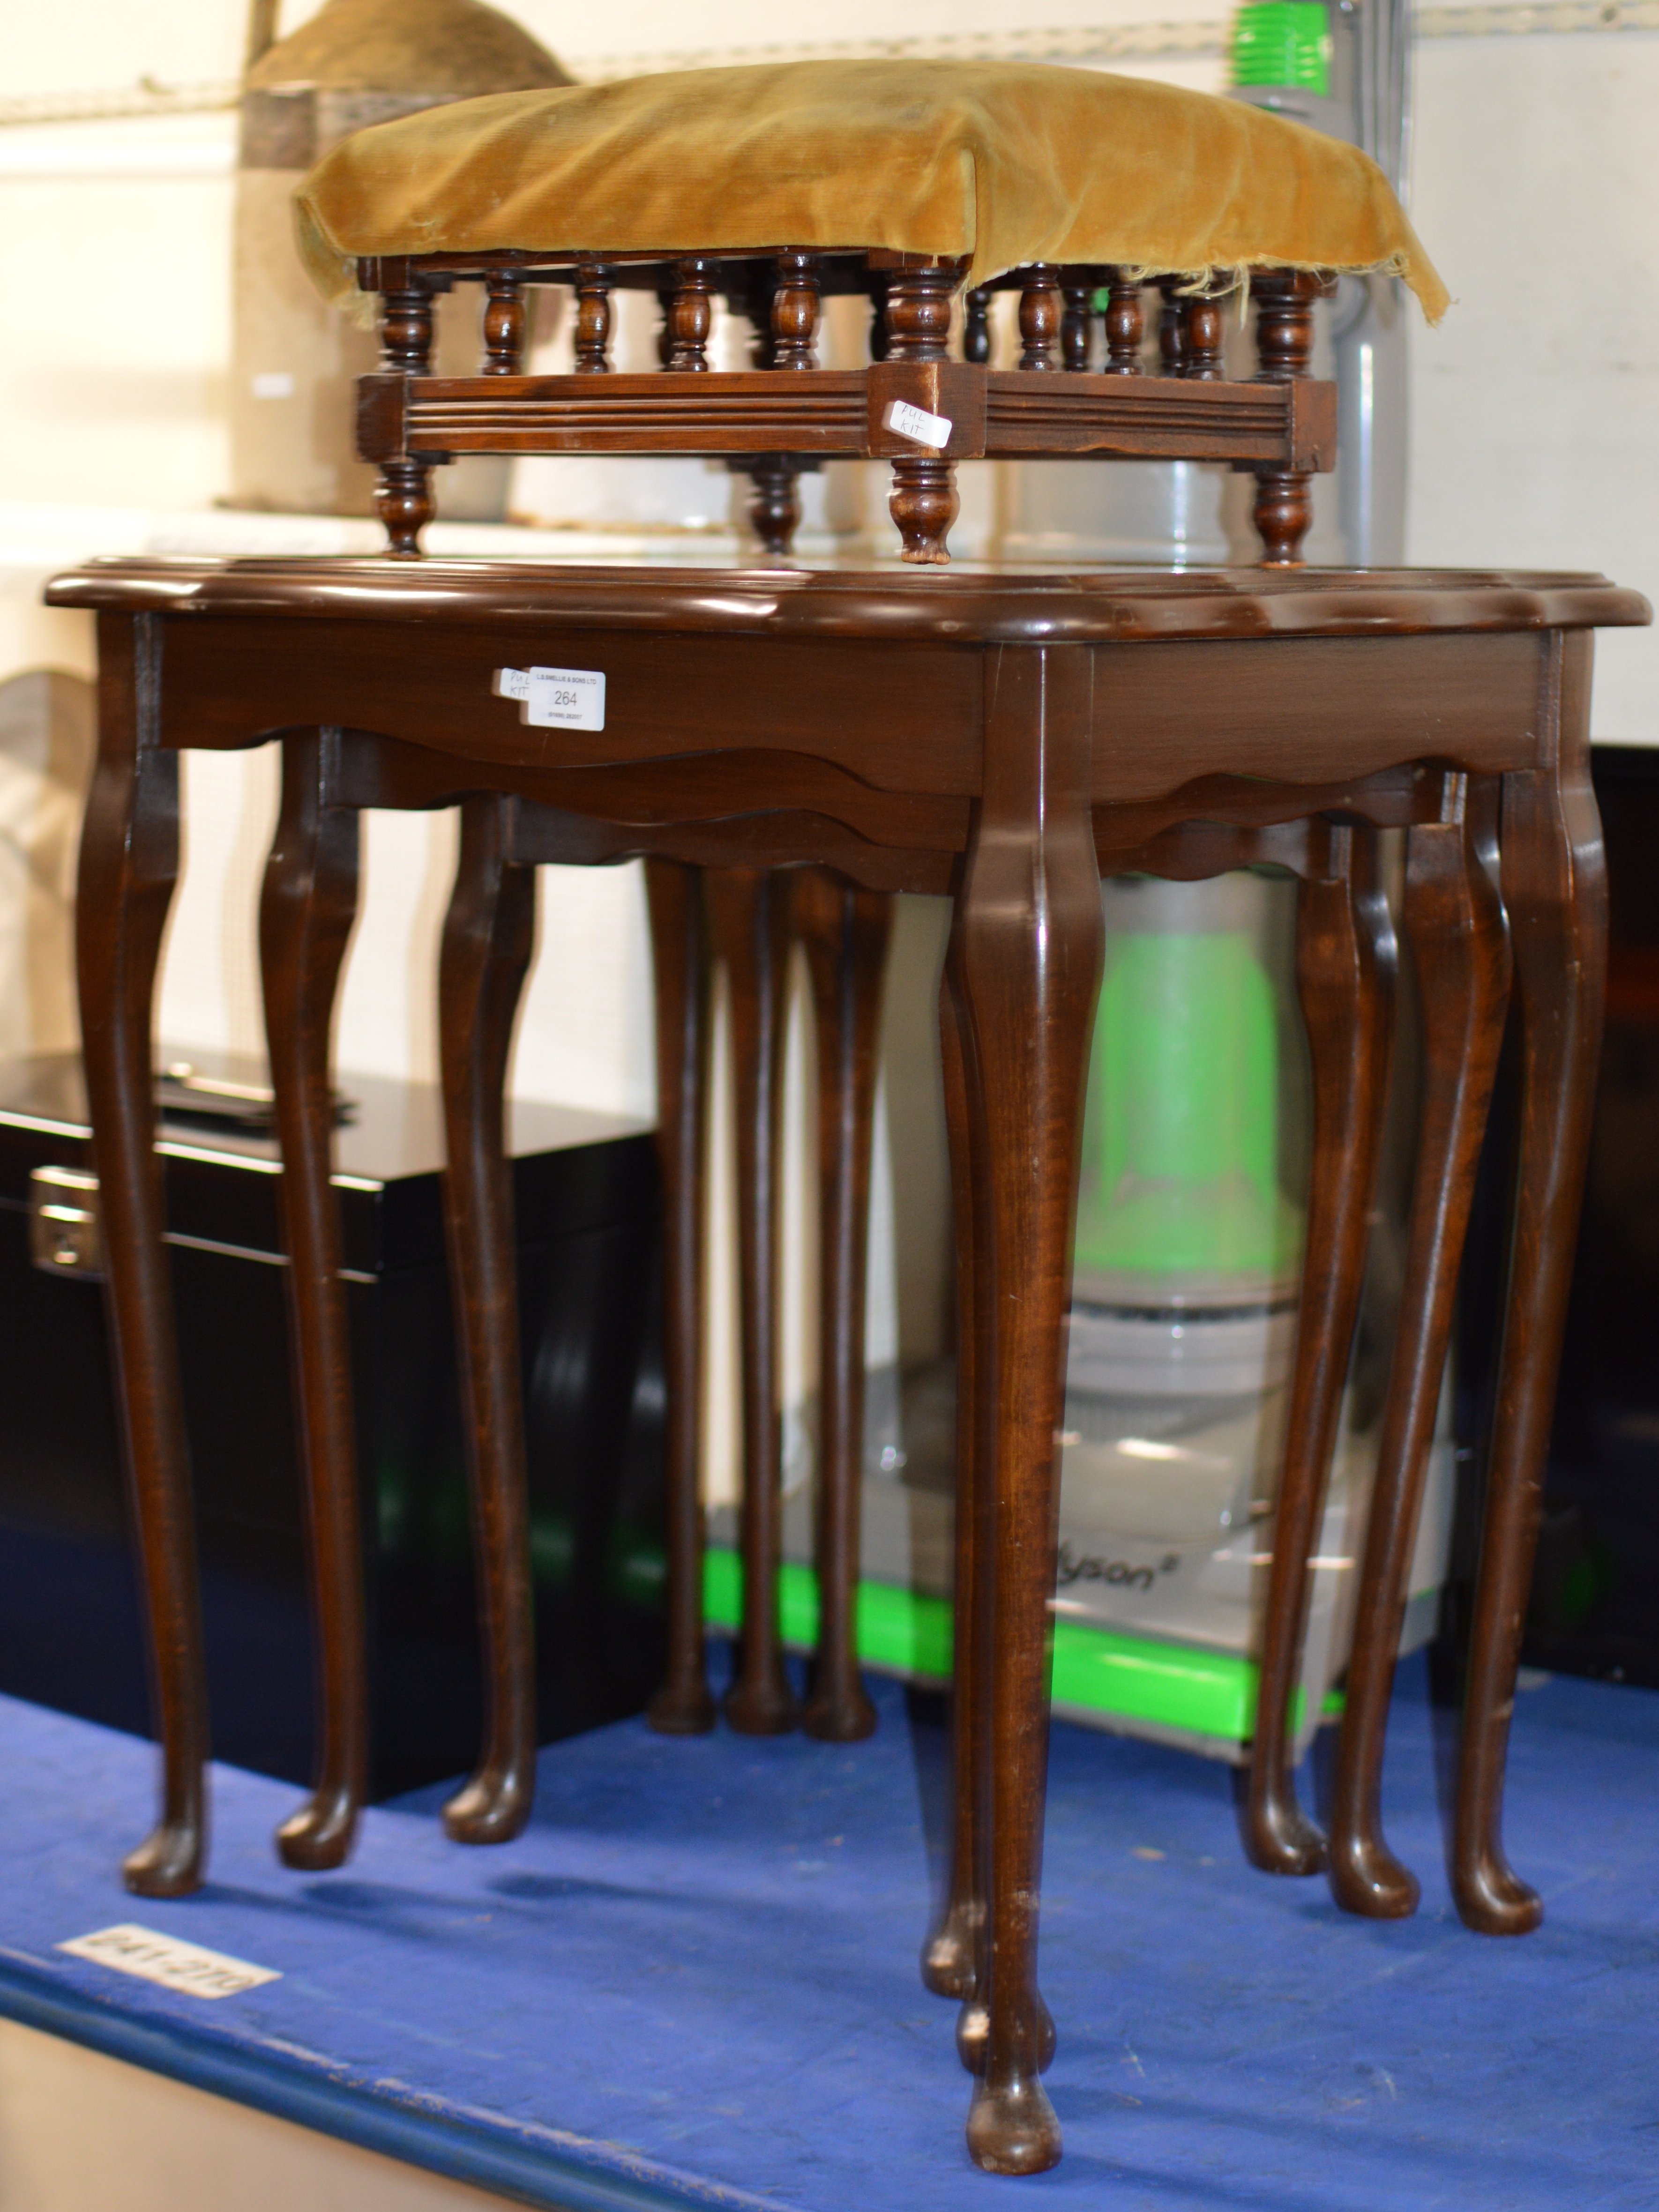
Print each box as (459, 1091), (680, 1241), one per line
(29, 1164), (104, 1278)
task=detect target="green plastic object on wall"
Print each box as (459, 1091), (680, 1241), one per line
(1231, 0), (1333, 93)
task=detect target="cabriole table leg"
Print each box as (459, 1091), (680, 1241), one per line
(955, 647), (1103, 2177)
(794, 869), (891, 1743)
(260, 728), (368, 1871)
(1246, 825), (1397, 1875)
(921, 924), (985, 2004)
(643, 859), (718, 1735)
(438, 796), (541, 1842)
(1328, 776), (1510, 1918)
(705, 868), (800, 1735)
(78, 613), (208, 1898)
(1455, 644), (1607, 1936)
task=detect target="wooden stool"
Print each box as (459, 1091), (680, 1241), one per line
(289, 60), (1450, 568)
(53, 556), (1643, 2172)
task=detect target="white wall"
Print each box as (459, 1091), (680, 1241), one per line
(1405, 22), (1659, 738)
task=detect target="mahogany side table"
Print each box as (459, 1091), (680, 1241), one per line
(50, 555), (1645, 2175)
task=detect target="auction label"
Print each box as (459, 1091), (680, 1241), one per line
(59, 1924), (281, 1999)
(493, 666), (605, 730)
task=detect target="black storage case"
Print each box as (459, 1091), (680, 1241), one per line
(1450, 745), (1659, 1688)
(0, 1050), (665, 1798)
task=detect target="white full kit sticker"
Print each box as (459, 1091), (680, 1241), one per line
(493, 665), (606, 731)
(882, 399), (953, 451)
(59, 1924), (282, 1999)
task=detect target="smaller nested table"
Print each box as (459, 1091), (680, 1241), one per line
(50, 556), (1645, 2176)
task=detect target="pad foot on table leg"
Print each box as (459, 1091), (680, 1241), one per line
(276, 1784), (359, 1872)
(443, 1762), (535, 1846)
(1456, 1847), (1543, 1936)
(967, 2073), (1062, 2177)
(1245, 1785), (1329, 1878)
(123, 1817), (205, 1899)
(1327, 1830), (1421, 1920)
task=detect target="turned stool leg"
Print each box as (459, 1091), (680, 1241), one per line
(954, 648), (1102, 2177)
(1328, 777), (1511, 1918)
(438, 797), (540, 1842)
(373, 275), (438, 558)
(705, 869), (800, 1735)
(260, 729), (367, 1871)
(1250, 270), (1325, 567)
(1455, 654), (1606, 1935)
(740, 458), (803, 558)
(793, 869), (891, 1743)
(644, 859), (717, 1735)
(1246, 826), (1396, 1873)
(921, 925), (984, 2001)
(77, 623), (207, 1897)
(883, 264), (959, 565)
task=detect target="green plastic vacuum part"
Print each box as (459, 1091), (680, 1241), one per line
(1072, 909), (1302, 1292)
(702, 1546), (1342, 1743)
(1231, 0), (1333, 93)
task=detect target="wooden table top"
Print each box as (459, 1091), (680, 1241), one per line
(46, 557), (1651, 645)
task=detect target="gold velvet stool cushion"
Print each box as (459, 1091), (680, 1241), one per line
(294, 58), (1446, 317)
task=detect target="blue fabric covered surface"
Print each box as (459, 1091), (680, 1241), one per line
(0, 1651), (1655, 2211)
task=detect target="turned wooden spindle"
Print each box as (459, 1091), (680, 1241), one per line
(574, 259), (613, 372)
(667, 257), (714, 372)
(1102, 269), (1144, 374)
(962, 286), (992, 365)
(1016, 265), (1064, 370)
(1061, 276), (1094, 371)
(1252, 267), (1323, 381)
(1185, 288), (1226, 380)
(771, 251), (822, 370)
(1250, 268), (1325, 565)
(883, 263), (959, 565)
(481, 271), (525, 375)
(884, 263), (956, 360)
(1156, 279), (1190, 376)
(376, 279), (436, 557)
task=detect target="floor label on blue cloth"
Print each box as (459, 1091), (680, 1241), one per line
(58, 1924), (281, 1998)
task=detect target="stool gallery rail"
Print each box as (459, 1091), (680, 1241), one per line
(50, 555), (1644, 2174)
